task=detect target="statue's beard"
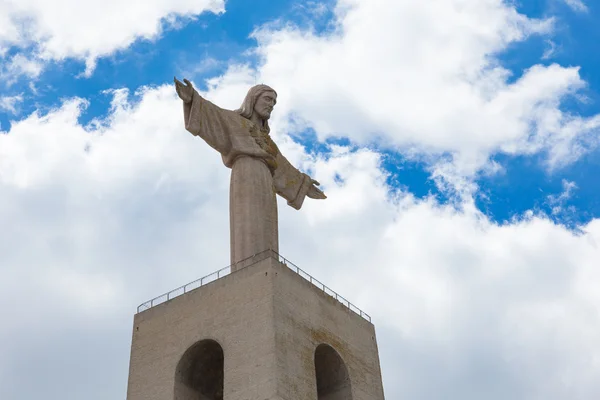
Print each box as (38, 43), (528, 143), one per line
(257, 109), (271, 120)
(254, 107), (273, 121)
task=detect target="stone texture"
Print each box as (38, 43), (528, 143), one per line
(174, 79), (326, 267)
(229, 156), (279, 269)
(126, 254), (385, 400)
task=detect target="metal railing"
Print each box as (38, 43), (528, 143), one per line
(275, 252), (372, 322)
(137, 249), (371, 322)
(136, 250), (270, 313)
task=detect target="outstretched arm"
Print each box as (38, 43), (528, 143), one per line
(273, 150), (326, 210)
(174, 76), (231, 155)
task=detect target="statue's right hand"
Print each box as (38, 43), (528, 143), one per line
(174, 76), (194, 104)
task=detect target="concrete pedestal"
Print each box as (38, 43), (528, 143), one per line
(126, 253), (385, 400)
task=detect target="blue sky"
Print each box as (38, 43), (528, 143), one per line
(2, 0), (600, 399)
(2, 0), (599, 228)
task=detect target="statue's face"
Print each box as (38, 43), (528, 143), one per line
(254, 91), (277, 120)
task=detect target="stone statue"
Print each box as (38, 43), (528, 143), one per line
(174, 77), (326, 268)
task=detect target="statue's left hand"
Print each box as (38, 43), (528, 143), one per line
(307, 179), (327, 199)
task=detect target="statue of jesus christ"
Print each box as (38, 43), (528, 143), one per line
(174, 77), (326, 268)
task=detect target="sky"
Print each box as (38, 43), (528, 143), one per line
(1, 0), (600, 399)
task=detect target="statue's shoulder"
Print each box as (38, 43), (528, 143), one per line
(221, 108), (247, 126)
(208, 107), (252, 134)
(197, 94), (236, 115)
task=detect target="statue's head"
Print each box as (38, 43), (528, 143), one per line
(236, 84), (277, 126)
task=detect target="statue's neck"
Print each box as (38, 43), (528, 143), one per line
(250, 113), (267, 131)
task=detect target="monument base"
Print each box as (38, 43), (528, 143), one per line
(126, 251), (385, 400)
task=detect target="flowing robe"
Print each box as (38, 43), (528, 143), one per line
(183, 90), (313, 267)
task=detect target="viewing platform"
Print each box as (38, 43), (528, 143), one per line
(137, 249), (372, 323)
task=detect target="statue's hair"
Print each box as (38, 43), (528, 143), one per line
(235, 84), (277, 132)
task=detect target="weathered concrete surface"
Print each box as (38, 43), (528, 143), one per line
(271, 259), (385, 400)
(126, 256), (385, 400)
(174, 79), (326, 267)
(229, 156), (279, 270)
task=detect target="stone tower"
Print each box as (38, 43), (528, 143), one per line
(126, 250), (385, 400)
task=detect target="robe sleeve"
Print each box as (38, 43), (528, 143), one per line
(272, 152), (313, 210)
(183, 89), (232, 155)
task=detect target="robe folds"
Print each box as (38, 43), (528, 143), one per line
(183, 90), (313, 266)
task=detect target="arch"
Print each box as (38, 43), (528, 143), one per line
(314, 344), (352, 400)
(174, 339), (224, 400)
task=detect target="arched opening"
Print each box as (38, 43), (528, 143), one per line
(174, 339), (224, 400)
(314, 344), (352, 400)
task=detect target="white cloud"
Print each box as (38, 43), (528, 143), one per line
(293, 0), (330, 19)
(229, 0), (600, 194)
(0, 94), (23, 114)
(0, 85), (232, 399)
(548, 179), (578, 204)
(3, 0), (600, 399)
(0, 0), (225, 77)
(542, 39), (559, 60)
(1, 82), (600, 400)
(546, 179), (578, 217)
(0, 53), (43, 84)
(564, 0), (588, 13)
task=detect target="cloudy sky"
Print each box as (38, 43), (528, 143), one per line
(2, 0), (600, 398)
